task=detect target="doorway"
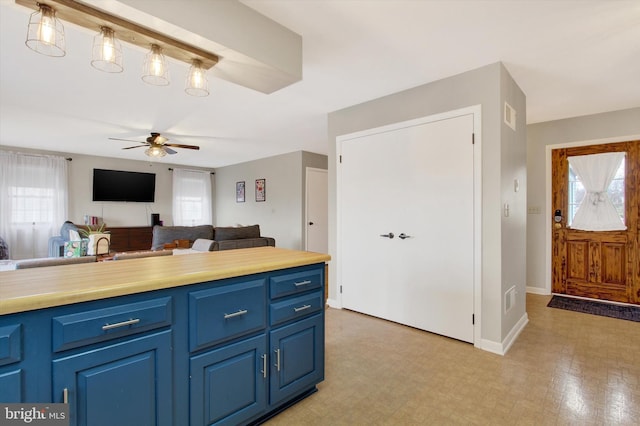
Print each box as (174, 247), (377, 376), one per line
(551, 141), (639, 304)
(305, 167), (328, 254)
(337, 106), (480, 344)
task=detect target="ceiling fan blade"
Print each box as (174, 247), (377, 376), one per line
(109, 137), (143, 143)
(165, 143), (200, 150)
(122, 145), (147, 150)
(164, 147), (177, 154)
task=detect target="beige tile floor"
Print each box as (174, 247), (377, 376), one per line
(265, 294), (640, 425)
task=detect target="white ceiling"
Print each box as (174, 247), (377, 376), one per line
(1, 0), (639, 168)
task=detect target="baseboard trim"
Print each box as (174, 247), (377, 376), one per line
(326, 298), (341, 309)
(476, 312), (529, 356)
(526, 286), (550, 295)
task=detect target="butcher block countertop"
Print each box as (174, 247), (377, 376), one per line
(0, 247), (330, 316)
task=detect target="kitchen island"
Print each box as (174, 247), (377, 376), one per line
(0, 247), (330, 425)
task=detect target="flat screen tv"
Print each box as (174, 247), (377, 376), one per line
(92, 169), (156, 202)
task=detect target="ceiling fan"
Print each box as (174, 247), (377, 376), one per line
(109, 132), (200, 158)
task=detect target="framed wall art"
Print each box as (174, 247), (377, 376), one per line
(255, 178), (266, 202)
(236, 181), (245, 203)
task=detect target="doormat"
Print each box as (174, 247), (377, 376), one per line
(547, 295), (640, 322)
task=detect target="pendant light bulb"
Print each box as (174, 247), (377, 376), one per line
(145, 146), (166, 158)
(185, 59), (209, 97)
(91, 27), (123, 73)
(25, 4), (66, 57)
(142, 44), (170, 86)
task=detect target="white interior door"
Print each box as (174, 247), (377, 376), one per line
(339, 112), (475, 343)
(305, 168), (328, 253)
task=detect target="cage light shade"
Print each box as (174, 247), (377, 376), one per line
(145, 146), (166, 158)
(185, 59), (209, 97)
(25, 4), (65, 57)
(142, 44), (169, 86)
(91, 27), (123, 73)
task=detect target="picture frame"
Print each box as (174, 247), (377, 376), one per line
(236, 181), (245, 203)
(255, 178), (266, 202)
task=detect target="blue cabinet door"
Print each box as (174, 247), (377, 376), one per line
(190, 334), (267, 426)
(52, 331), (172, 426)
(269, 313), (324, 406)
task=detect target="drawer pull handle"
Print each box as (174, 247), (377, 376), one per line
(261, 354), (267, 379)
(294, 304), (312, 313)
(274, 348), (281, 372)
(102, 318), (140, 331)
(294, 280), (312, 287)
(63, 388), (68, 404)
(224, 309), (248, 319)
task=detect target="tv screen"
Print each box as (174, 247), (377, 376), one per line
(92, 169), (156, 202)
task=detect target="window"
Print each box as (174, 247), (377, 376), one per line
(567, 152), (626, 230)
(0, 151), (68, 258)
(172, 169), (212, 226)
(567, 153), (625, 229)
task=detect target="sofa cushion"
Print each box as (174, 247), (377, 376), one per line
(191, 239), (215, 251)
(151, 225), (214, 250)
(214, 225), (261, 241)
(212, 237), (275, 251)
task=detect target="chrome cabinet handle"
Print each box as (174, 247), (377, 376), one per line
(261, 354), (267, 379)
(224, 309), (248, 319)
(294, 280), (311, 287)
(380, 232), (394, 239)
(398, 233), (412, 240)
(63, 388), (68, 404)
(102, 318), (140, 331)
(274, 348), (281, 372)
(294, 304), (311, 313)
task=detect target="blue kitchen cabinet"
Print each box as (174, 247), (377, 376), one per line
(0, 261), (326, 425)
(269, 313), (324, 406)
(52, 330), (173, 426)
(190, 335), (267, 426)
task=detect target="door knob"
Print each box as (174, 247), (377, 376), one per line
(398, 233), (412, 240)
(380, 232), (394, 239)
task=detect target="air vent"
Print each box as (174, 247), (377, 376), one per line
(504, 102), (516, 131)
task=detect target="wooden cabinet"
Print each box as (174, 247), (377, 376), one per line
(0, 262), (325, 425)
(107, 226), (153, 252)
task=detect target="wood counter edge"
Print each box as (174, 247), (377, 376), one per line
(0, 247), (330, 316)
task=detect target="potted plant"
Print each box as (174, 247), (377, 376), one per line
(79, 223), (110, 255)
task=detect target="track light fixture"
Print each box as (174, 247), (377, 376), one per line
(17, 0), (218, 96)
(91, 26), (123, 73)
(25, 3), (65, 57)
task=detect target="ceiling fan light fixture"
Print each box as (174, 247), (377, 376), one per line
(25, 3), (66, 57)
(185, 59), (209, 97)
(142, 44), (170, 86)
(91, 26), (123, 73)
(145, 145), (167, 158)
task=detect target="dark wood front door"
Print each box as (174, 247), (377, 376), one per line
(551, 141), (639, 304)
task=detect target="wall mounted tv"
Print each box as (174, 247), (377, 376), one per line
(92, 169), (156, 202)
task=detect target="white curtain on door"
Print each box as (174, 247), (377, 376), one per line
(0, 150), (69, 259)
(172, 168), (212, 226)
(568, 152), (626, 231)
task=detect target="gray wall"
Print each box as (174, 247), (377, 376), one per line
(328, 62), (527, 350)
(214, 150), (327, 250)
(526, 107), (640, 292)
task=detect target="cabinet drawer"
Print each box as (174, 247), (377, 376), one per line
(270, 291), (323, 327)
(0, 324), (22, 366)
(52, 297), (172, 352)
(189, 278), (266, 352)
(269, 268), (323, 300)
